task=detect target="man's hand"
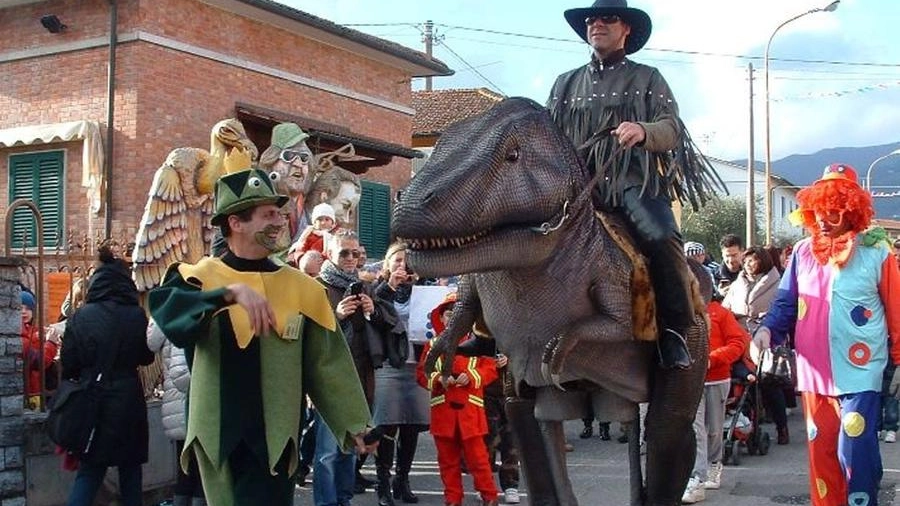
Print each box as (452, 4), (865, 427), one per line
(750, 326), (772, 363)
(613, 122), (646, 148)
(353, 430), (378, 454)
(225, 283), (276, 336)
(335, 295), (361, 320)
(890, 367), (900, 401)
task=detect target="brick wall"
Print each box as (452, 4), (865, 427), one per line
(0, 259), (26, 506)
(1, 0), (417, 258)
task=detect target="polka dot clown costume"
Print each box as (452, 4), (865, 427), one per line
(761, 164), (900, 506)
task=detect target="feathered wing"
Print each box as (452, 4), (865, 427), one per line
(132, 164), (188, 292)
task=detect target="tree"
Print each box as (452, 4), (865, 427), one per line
(680, 196), (762, 260)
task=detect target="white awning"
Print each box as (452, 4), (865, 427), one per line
(0, 120), (104, 214)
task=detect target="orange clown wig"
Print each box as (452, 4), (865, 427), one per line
(791, 163), (875, 266)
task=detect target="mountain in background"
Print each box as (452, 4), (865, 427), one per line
(732, 141), (900, 219)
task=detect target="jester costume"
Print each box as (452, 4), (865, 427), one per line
(148, 168), (370, 506)
(762, 164), (900, 506)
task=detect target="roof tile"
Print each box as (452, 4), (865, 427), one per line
(412, 88), (505, 136)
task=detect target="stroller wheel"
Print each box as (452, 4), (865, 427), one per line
(759, 431), (771, 456)
(724, 440), (739, 466)
(747, 434), (759, 455)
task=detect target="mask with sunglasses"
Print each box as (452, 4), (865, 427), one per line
(279, 149), (311, 165)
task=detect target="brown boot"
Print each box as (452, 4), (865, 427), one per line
(777, 425), (790, 445)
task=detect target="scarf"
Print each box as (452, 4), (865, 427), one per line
(318, 260), (358, 290)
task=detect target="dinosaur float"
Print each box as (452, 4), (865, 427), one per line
(392, 97), (709, 506)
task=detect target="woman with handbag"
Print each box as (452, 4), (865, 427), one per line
(722, 245), (790, 444)
(60, 245), (155, 506)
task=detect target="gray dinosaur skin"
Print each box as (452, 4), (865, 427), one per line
(392, 98), (708, 506)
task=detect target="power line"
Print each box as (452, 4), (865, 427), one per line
(437, 39), (506, 95)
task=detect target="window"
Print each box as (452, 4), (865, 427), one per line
(357, 180), (391, 261)
(8, 150), (65, 249)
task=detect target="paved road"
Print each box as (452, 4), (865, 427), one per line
(295, 408), (900, 505)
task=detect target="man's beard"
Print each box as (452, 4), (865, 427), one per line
(254, 224), (286, 252)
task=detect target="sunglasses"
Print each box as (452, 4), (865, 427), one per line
(339, 249), (362, 259)
(279, 149), (310, 164)
(585, 15), (621, 25)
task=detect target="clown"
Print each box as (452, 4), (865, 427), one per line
(756, 164), (900, 506)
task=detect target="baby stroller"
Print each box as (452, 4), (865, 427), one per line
(722, 356), (771, 465)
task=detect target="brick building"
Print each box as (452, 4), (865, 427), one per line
(0, 0), (451, 279)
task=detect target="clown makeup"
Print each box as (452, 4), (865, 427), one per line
(815, 209), (850, 237)
(254, 223), (285, 253)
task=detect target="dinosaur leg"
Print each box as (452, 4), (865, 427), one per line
(625, 409), (645, 506)
(505, 397), (562, 506)
(539, 419), (579, 506)
(643, 316), (709, 506)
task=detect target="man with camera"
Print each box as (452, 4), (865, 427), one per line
(316, 230), (405, 506)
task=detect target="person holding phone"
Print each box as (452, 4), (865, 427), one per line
(372, 242), (431, 505)
(315, 230), (404, 505)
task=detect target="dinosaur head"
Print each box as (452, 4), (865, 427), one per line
(393, 97), (586, 277)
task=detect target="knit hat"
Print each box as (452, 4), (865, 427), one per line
(211, 168), (289, 226)
(683, 241), (706, 257)
(270, 123), (310, 151)
(20, 290), (36, 311)
(311, 202), (336, 222)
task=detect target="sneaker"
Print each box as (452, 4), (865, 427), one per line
(681, 476), (706, 504)
(703, 461), (722, 489)
(886, 430), (897, 443)
(503, 488), (521, 504)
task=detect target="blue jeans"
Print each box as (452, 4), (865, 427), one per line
(66, 461), (142, 506)
(313, 412), (356, 506)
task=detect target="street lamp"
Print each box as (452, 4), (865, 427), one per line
(865, 148), (900, 191)
(763, 0), (840, 244)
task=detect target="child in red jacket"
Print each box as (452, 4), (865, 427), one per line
(417, 292), (499, 506)
(20, 290), (59, 410)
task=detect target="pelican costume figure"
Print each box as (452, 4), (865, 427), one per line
(148, 168), (371, 506)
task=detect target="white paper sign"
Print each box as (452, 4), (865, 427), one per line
(407, 285), (457, 343)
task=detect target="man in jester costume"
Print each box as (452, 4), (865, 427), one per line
(755, 163), (900, 506)
(148, 167), (373, 506)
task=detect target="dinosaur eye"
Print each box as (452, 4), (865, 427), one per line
(247, 177), (262, 188)
(268, 172), (281, 183)
(506, 147), (519, 162)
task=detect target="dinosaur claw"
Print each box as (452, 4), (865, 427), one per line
(540, 362), (551, 383)
(551, 374), (565, 391)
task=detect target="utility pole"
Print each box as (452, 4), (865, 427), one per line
(747, 62), (756, 245)
(423, 20), (434, 91)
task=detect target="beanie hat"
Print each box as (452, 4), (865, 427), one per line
(20, 290), (36, 311)
(311, 203), (336, 222)
(683, 241), (706, 257)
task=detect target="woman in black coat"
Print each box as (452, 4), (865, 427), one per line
(61, 247), (155, 506)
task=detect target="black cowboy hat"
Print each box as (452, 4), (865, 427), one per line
(564, 0), (652, 54)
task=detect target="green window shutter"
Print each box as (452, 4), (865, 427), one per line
(8, 151), (64, 249)
(358, 180), (392, 261)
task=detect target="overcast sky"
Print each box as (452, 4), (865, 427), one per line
(281, 0), (900, 162)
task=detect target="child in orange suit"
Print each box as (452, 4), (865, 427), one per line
(417, 292), (499, 506)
